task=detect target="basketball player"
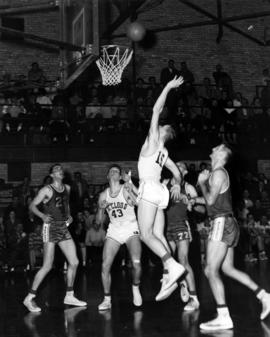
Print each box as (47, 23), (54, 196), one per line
(96, 164), (142, 311)
(165, 162), (200, 310)
(23, 164), (87, 312)
(198, 144), (270, 331)
(137, 76), (185, 301)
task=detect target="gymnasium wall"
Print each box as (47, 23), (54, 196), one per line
(0, 0), (269, 97)
(0, 0), (60, 80)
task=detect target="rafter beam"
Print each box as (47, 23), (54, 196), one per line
(216, 0), (223, 43)
(0, 2), (58, 16)
(0, 26), (84, 52)
(112, 10), (270, 38)
(103, 0), (146, 38)
(178, 0), (265, 46)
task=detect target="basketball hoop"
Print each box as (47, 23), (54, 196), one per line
(96, 45), (133, 86)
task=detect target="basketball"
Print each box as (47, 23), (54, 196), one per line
(126, 22), (146, 42)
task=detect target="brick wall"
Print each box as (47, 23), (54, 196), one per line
(111, 0), (270, 100)
(0, 0), (60, 81)
(0, 0), (269, 98)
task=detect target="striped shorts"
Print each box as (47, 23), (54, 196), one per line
(42, 221), (72, 244)
(208, 216), (240, 247)
(166, 220), (192, 242)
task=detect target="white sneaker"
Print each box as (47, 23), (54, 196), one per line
(183, 297), (200, 311)
(132, 286), (142, 307)
(98, 297), (112, 311)
(156, 274), (178, 302)
(260, 291), (270, 320)
(23, 296), (41, 313)
(164, 261), (185, 291)
(180, 280), (190, 303)
(200, 314), (233, 331)
(64, 295), (87, 307)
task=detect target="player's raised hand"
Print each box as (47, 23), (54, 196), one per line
(198, 169), (210, 184)
(166, 76), (184, 90)
(170, 183), (181, 201)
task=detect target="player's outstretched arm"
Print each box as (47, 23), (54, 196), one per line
(149, 76), (184, 137)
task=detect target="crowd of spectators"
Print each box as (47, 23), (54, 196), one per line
(0, 60), (270, 147)
(0, 164), (269, 273)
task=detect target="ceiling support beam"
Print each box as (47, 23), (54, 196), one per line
(179, 0), (266, 46)
(216, 0), (223, 43)
(0, 26), (84, 51)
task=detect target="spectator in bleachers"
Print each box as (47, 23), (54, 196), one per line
(49, 106), (70, 144)
(4, 195), (24, 224)
(135, 78), (147, 99)
(261, 68), (270, 86)
(28, 62), (46, 85)
(212, 63), (233, 96)
(0, 215), (6, 269)
(251, 199), (265, 222)
(160, 59), (179, 87)
(147, 76), (161, 100)
(6, 222), (29, 271)
(28, 223), (43, 269)
(260, 80), (270, 108)
(260, 190), (270, 218)
(246, 213), (268, 261)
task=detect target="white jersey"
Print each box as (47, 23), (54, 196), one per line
(138, 143), (168, 182)
(105, 186), (137, 225)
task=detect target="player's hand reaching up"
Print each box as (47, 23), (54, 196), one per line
(166, 76), (184, 90)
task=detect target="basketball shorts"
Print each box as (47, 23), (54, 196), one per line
(208, 215), (240, 247)
(43, 221), (72, 244)
(166, 220), (192, 242)
(137, 181), (169, 210)
(106, 219), (140, 245)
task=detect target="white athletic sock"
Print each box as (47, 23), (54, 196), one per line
(217, 306), (230, 316)
(28, 293), (36, 300)
(66, 291), (74, 297)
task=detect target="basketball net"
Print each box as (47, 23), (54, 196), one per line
(96, 45), (133, 86)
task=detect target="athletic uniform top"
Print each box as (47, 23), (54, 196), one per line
(43, 184), (69, 222)
(206, 168), (233, 218)
(166, 181), (188, 224)
(105, 186), (136, 225)
(138, 143), (168, 182)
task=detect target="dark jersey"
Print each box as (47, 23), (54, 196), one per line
(166, 181), (188, 225)
(206, 168), (233, 218)
(43, 185), (69, 222)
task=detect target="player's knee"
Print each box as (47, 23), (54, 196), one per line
(131, 259), (141, 269)
(69, 258), (79, 269)
(221, 263), (233, 276)
(42, 262), (53, 273)
(140, 229), (152, 242)
(204, 264), (218, 279)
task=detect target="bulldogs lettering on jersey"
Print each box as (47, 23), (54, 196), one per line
(105, 186), (136, 224)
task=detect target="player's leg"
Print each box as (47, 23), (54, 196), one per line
(153, 210), (185, 300)
(126, 235), (142, 307)
(137, 201), (168, 258)
(177, 239), (199, 311)
(23, 242), (55, 312)
(59, 239), (87, 307)
(99, 238), (121, 310)
(222, 247), (270, 320)
(200, 240), (233, 331)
